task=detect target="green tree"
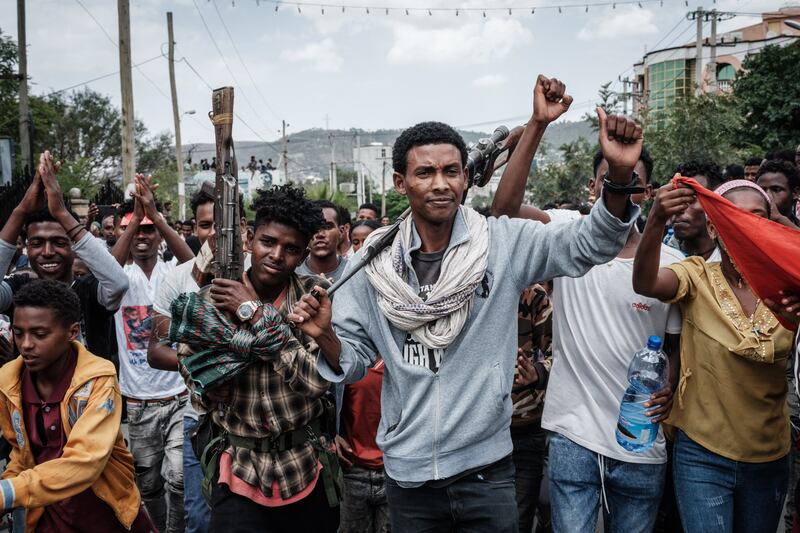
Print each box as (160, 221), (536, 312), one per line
(583, 81), (621, 131)
(528, 137), (594, 206)
(643, 93), (744, 182)
(384, 190), (409, 221)
(304, 181), (356, 213)
(734, 42), (800, 152)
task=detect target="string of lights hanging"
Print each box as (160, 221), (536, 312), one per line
(228, 0), (702, 16)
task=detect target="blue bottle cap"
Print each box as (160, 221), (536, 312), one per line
(647, 335), (663, 350)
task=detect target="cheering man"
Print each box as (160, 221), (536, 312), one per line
(290, 75), (644, 532)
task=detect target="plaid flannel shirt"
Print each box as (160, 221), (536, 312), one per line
(511, 283), (553, 428)
(178, 273), (331, 500)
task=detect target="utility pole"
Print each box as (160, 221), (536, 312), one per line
(688, 7), (705, 96)
(381, 159), (386, 217)
(619, 76), (635, 115)
(118, 0), (135, 186)
(709, 9), (718, 94)
(355, 134), (363, 206)
(17, 0), (31, 177)
(166, 12), (186, 220)
(281, 120), (289, 183)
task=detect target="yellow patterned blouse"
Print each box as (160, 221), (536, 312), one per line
(664, 256), (794, 463)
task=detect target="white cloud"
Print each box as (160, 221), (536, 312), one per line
(282, 38), (343, 72)
(577, 7), (658, 40)
(387, 18), (533, 66)
(473, 74), (508, 87)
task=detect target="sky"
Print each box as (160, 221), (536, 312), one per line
(0, 0), (792, 145)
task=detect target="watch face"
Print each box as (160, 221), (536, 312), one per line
(238, 303), (254, 320)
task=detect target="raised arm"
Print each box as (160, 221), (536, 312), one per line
(132, 174), (194, 264)
(632, 184), (696, 300)
(492, 75), (572, 219)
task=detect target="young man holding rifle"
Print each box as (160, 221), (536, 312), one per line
(290, 74), (644, 532)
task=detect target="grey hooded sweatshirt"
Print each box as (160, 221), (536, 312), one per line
(318, 197), (637, 484)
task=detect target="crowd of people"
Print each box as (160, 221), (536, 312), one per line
(0, 73), (798, 533)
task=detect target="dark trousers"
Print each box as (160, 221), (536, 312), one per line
(208, 478), (339, 533)
(511, 422), (549, 533)
(385, 455), (518, 533)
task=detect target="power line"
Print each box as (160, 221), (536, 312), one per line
(249, 0), (670, 14)
(178, 54), (284, 156)
(191, 0), (277, 137)
(210, 0), (282, 122)
(72, 0), (213, 134)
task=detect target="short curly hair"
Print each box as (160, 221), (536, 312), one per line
(675, 160), (723, 190)
(24, 208), (81, 231)
(251, 185), (325, 245)
(756, 159), (800, 190)
(14, 279), (80, 327)
(190, 186), (216, 217)
(392, 121), (468, 175)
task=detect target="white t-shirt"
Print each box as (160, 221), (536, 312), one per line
(115, 261), (186, 399)
(542, 244), (685, 464)
(545, 208), (582, 224)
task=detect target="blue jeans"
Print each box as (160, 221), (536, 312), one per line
(672, 430), (789, 533)
(385, 455), (518, 533)
(127, 396), (187, 533)
(184, 415), (210, 533)
(548, 432), (665, 533)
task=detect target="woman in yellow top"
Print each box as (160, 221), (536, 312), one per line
(632, 179), (795, 533)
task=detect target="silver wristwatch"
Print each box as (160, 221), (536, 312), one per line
(236, 300), (262, 322)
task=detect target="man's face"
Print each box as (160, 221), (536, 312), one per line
(673, 175), (711, 241)
(588, 159), (652, 205)
(758, 172), (796, 217)
(128, 224), (161, 262)
(250, 221), (307, 290)
(181, 223), (194, 238)
(72, 258), (89, 278)
(350, 224), (375, 253)
(101, 216), (115, 239)
(195, 201), (215, 246)
(12, 307), (78, 374)
(381, 216), (390, 226)
(394, 144), (467, 226)
(26, 221), (75, 282)
(309, 207), (341, 259)
(744, 165), (760, 182)
(356, 208), (378, 221)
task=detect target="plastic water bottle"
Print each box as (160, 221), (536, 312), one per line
(615, 335), (670, 452)
(662, 227), (675, 245)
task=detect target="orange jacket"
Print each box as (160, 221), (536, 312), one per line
(0, 342), (141, 531)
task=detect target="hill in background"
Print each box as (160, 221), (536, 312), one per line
(182, 119), (593, 180)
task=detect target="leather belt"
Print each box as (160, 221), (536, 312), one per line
(126, 390), (188, 405)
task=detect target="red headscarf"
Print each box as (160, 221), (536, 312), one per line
(672, 175), (800, 330)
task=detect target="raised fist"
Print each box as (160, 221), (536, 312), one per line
(596, 108), (643, 181)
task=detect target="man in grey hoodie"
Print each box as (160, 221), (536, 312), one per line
(289, 76), (644, 532)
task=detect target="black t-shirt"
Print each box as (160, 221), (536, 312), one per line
(411, 249), (444, 301)
(402, 249), (446, 373)
(4, 274), (118, 364)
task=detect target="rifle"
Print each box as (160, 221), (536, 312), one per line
(209, 87), (243, 281)
(317, 125), (515, 299)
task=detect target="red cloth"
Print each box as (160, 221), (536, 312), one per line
(340, 359), (384, 468)
(673, 175), (800, 330)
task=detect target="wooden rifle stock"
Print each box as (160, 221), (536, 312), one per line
(210, 87), (243, 281)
